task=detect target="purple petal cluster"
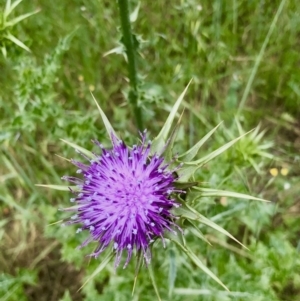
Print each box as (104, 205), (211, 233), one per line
(62, 134), (181, 267)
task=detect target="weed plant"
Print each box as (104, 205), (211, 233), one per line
(0, 1), (299, 301)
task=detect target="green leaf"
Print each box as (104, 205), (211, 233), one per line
(4, 0), (11, 19)
(193, 187), (269, 202)
(1, 46), (7, 58)
(6, 9), (40, 27)
(176, 206), (199, 220)
(0, 193), (28, 216)
(185, 130), (254, 166)
(164, 110), (184, 162)
(79, 250), (114, 291)
(168, 249), (177, 298)
(176, 205), (247, 249)
(176, 165), (199, 182)
(151, 80), (192, 154)
(173, 288), (254, 298)
(188, 221), (212, 245)
(59, 290), (72, 301)
(4, 0), (23, 18)
(35, 184), (78, 191)
(132, 251), (143, 296)
(130, 1), (140, 23)
(165, 230), (186, 248)
(148, 263), (162, 301)
(179, 122), (223, 161)
(90, 92), (120, 143)
(5, 32), (30, 52)
(60, 139), (95, 159)
(103, 45), (124, 57)
(174, 181), (199, 190)
(170, 236), (229, 291)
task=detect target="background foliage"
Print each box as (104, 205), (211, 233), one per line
(0, 0), (299, 300)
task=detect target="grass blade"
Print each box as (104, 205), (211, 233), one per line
(148, 263), (162, 301)
(168, 249), (177, 298)
(78, 250), (114, 291)
(237, 0), (287, 114)
(35, 184), (78, 191)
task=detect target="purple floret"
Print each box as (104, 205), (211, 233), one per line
(62, 133), (181, 268)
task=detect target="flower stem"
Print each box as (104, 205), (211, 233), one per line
(117, 0), (143, 130)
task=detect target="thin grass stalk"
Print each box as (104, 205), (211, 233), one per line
(237, 0), (287, 115)
(117, 0), (143, 130)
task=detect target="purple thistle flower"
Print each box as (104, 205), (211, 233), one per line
(61, 132), (182, 268)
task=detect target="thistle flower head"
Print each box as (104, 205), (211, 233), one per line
(44, 84), (262, 294)
(62, 132), (181, 268)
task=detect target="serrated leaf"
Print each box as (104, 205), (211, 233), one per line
(193, 187), (269, 202)
(170, 237), (229, 291)
(90, 92), (120, 143)
(6, 9), (40, 27)
(185, 130), (254, 166)
(179, 122), (223, 162)
(60, 139), (95, 159)
(5, 32), (30, 52)
(35, 184), (78, 191)
(151, 80), (192, 154)
(78, 250), (114, 291)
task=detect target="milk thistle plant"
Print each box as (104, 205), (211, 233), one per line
(39, 85), (267, 299)
(38, 1), (269, 299)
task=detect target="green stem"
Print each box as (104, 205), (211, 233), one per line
(117, 0), (143, 130)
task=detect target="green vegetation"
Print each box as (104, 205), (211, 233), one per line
(1, 0), (299, 300)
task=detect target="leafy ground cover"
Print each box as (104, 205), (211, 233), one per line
(0, 0), (299, 300)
